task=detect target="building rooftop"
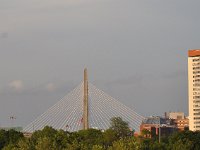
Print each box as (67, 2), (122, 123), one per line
(142, 116), (171, 126)
(188, 49), (200, 57)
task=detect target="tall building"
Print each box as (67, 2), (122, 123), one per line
(188, 50), (200, 131)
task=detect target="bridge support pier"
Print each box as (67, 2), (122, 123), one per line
(83, 68), (89, 130)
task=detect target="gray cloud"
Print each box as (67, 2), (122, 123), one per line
(45, 83), (57, 92)
(8, 80), (24, 92)
(0, 32), (8, 38)
(162, 70), (187, 79)
(0, 0), (199, 126)
(106, 74), (144, 87)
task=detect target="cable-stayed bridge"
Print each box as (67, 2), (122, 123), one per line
(23, 69), (144, 133)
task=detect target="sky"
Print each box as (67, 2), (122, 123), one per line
(0, 0), (200, 127)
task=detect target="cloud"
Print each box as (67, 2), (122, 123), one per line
(45, 83), (56, 92)
(162, 70), (187, 79)
(8, 80), (24, 92)
(107, 74), (144, 87)
(0, 32), (8, 38)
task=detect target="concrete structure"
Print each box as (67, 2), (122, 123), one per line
(83, 68), (89, 130)
(188, 50), (200, 131)
(165, 112), (184, 119)
(23, 69), (144, 133)
(164, 112), (189, 131)
(173, 118), (189, 131)
(140, 116), (177, 138)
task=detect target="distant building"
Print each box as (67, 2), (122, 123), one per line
(165, 112), (184, 119)
(173, 118), (189, 131)
(165, 112), (189, 131)
(188, 50), (200, 131)
(140, 116), (177, 138)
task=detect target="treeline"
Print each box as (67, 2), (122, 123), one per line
(0, 117), (200, 150)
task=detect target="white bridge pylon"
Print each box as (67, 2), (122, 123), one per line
(23, 82), (144, 133)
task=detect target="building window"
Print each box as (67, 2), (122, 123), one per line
(194, 117), (200, 120)
(193, 71), (200, 74)
(193, 67), (200, 70)
(193, 88), (200, 91)
(194, 109), (200, 111)
(193, 58), (200, 62)
(194, 121), (200, 124)
(193, 96), (200, 99)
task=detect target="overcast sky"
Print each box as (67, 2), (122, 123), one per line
(0, 0), (200, 127)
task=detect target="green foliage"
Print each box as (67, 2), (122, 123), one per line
(35, 136), (53, 150)
(16, 138), (32, 150)
(149, 141), (167, 150)
(141, 129), (152, 138)
(139, 138), (151, 150)
(75, 129), (104, 149)
(168, 130), (200, 150)
(108, 137), (140, 150)
(52, 129), (70, 149)
(92, 145), (104, 150)
(0, 129), (8, 149)
(103, 129), (117, 147)
(66, 139), (81, 150)
(1, 124), (200, 150)
(30, 126), (73, 150)
(109, 117), (131, 138)
(7, 129), (24, 145)
(31, 126), (57, 141)
(2, 144), (15, 150)
(0, 129), (24, 149)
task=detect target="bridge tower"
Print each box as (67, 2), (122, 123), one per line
(83, 68), (89, 130)
(23, 68), (144, 133)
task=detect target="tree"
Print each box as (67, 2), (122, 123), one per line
(168, 130), (200, 150)
(109, 117), (131, 138)
(31, 126), (57, 145)
(76, 129), (104, 149)
(7, 129), (24, 145)
(0, 129), (24, 149)
(0, 130), (8, 149)
(2, 144), (15, 150)
(141, 129), (151, 138)
(35, 136), (53, 150)
(108, 137), (140, 150)
(103, 129), (117, 147)
(15, 139), (32, 150)
(92, 145), (104, 150)
(149, 141), (167, 150)
(53, 130), (70, 149)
